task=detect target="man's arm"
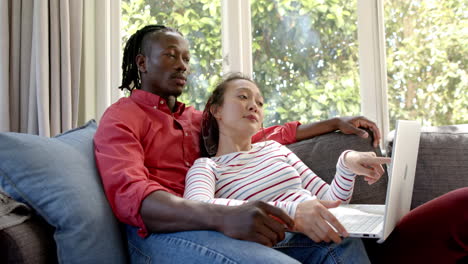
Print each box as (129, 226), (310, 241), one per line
(296, 116), (381, 147)
(140, 191), (294, 247)
(140, 191), (221, 232)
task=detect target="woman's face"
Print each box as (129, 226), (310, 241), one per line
(213, 79), (264, 137)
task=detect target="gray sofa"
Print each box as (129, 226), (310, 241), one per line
(1, 121), (467, 263)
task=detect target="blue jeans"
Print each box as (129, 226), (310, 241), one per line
(126, 225), (370, 264)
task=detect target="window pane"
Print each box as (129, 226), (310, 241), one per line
(251, 0), (360, 126)
(121, 0), (222, 110)
(385, 0), (468, 129)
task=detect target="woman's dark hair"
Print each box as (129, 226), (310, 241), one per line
(200, 73), (260, 157)
(119, 25), (182, 91)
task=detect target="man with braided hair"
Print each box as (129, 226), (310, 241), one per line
(94, 24), (382, 263)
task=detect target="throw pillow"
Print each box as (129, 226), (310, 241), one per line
(0, 120), (127, 264)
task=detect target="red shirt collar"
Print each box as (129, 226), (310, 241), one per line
(130, 89), (186, 117)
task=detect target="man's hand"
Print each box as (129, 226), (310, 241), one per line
(293, 199), (348, 244)
(336, 116), (381, 147)
(141, 192), (293, 246)
(344, 151), (391, 185)
(218, 201), (294, 247)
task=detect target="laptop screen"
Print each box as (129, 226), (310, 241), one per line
(380, 120), (421, 242)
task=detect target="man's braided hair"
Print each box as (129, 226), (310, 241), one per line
(119, 25), (182, 91)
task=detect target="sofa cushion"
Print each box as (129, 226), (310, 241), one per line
(0, 120), (127, 264)
(287, 130), (388, 204)
(387, 124), (468, 209)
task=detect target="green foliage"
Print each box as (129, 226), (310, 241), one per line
(250, 0), (360, 125)
(122, 0), (467, 128)
(385, 0), (467, 128)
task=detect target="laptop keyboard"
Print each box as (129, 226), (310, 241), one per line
(329, 206), (384, 234)
(335, 214), (383, 233)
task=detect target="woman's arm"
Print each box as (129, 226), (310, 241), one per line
(183, 160), (246, 206)
(183, 159), (301, 218)
(282, 145), (356, 203)
(272, 143), (349, 243)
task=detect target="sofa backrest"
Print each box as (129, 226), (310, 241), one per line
(387, 124), (468, 209)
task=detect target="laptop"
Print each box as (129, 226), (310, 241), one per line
(328, 120), (421, 243)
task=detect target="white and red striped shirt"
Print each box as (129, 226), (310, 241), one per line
(184, 140), (356, 217)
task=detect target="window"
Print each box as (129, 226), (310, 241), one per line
(384, 0), (468, 129)
(251, 0), (360, 126)
(121, 0), (467, 136)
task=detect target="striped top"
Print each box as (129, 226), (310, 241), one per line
(184, 140), (356, 217)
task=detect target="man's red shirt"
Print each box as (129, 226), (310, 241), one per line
(94, 89), (300, 236)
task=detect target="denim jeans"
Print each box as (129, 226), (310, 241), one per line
(274, 232), (370, 264)
(126, 225), (370, 264)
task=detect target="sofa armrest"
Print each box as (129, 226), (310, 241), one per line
(0, 190), (56, 263)
(0, 215), (57, 264)
(287, 130), (388, 204)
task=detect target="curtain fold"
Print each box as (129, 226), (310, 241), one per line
(33, 0), (49, 135)
(0, 1), (9, 131)
(0, 0), (119, 136)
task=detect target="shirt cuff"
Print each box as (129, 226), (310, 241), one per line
(338, 150), (356, 177)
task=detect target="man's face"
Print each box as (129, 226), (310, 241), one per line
(137, 31), (190, 98)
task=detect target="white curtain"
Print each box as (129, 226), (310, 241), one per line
(0, 0), (121, 137)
